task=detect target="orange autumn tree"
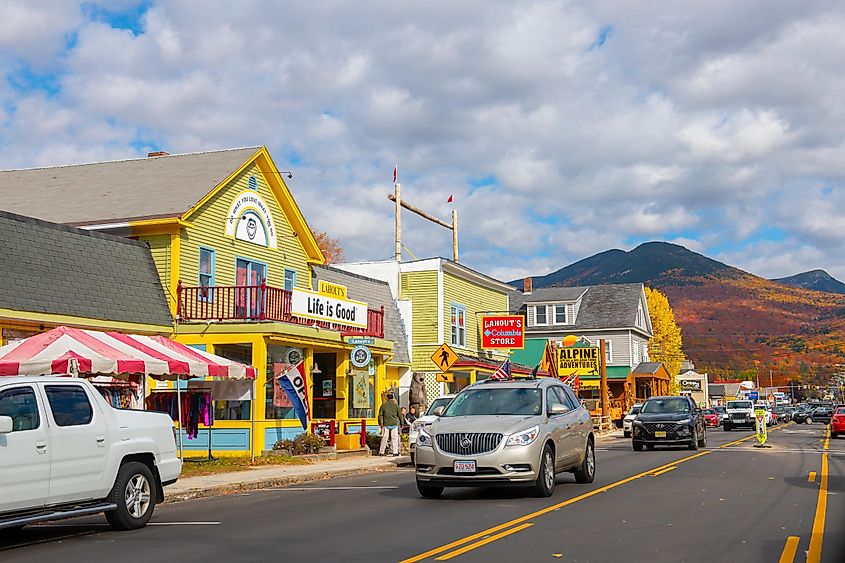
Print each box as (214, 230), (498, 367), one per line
(645, 287), (685, 394)
(311, 229), (344, 264)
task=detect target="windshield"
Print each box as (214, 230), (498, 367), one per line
(728, 401), (752, 410)
(425, 397), (453, 416)
(442, 388), (542, 417)
(641, 398), (690, 414)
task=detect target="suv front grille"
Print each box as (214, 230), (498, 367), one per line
(731, 413), (749, 420)
(436, 433), (503, 455)
(642, 422), (680, 434)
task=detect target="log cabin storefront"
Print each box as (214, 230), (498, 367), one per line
(0, 147), (409, 456)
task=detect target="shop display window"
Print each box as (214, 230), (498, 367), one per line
(265, 344), (296, 420)
(347, 370), (375, 419)
(213, 343), (253, 420)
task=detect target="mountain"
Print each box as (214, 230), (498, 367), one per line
(772, 270), (845, 295)
(519, 242), (845, 382)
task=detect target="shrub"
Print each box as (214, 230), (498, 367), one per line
(272, 432), (325, 455)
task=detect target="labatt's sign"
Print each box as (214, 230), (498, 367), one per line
(290, 282), (367, 329)
(557, 346), (600, 376)
(481, 315), (525, 349)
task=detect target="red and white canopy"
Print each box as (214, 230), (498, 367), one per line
(0, 326), (256, 380)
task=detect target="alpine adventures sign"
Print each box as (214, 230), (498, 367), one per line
(557, 346), (600, 376)
(480, 315), (525, 349)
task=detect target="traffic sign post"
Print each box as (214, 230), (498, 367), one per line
(431, 343), (459, 372)
(435, 373), (454, 383)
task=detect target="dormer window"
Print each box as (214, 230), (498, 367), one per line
(534, 305), (548, 325)
(554, 304), (567, 324)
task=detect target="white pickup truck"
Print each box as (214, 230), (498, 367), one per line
(0, 376), (181, 532)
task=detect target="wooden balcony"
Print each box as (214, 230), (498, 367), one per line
(176, 281), (385, 338)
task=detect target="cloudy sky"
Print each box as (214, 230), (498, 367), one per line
(2, 0), (844, 282)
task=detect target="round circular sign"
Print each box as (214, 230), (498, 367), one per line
(286, 348), (303, 365)
(350, 345), (371, 368)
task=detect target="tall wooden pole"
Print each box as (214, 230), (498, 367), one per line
(451, 209), (459, 263)
(600, 339), (609, 418)
(394, 183), (401, 262)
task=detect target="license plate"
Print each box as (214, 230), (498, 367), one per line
(454, 460), (476, 473)
(654, 431), (667, 438)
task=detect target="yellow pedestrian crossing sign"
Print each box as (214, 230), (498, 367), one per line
(431, 343), (459, 372)
(755, 408), (768, 445)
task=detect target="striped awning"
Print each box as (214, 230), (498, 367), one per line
(0, 326), (256, 379)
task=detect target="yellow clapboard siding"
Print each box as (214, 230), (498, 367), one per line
(401, 270), (439, 345)
(443, 271), (509, 356)
(179, 163), (311, 290)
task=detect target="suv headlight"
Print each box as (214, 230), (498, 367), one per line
(417, 427), (433, 448)
(506, 425), (540, 447)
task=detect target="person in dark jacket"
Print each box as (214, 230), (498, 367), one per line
(378, 393), (401, 456)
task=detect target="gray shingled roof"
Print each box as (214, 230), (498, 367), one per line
(511, 283), (646, 332)
(0, 211), (172, 328)
(632, 362), (663, 375)
(0, 147), (260, 225)
(312, 265), (410, 365)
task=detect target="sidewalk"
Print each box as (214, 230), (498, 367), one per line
(164, 455), (410, 503)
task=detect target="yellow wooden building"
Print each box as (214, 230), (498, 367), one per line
(0, 147), (410, 456)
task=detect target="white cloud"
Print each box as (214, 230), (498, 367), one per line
(2, 0), (845, 282)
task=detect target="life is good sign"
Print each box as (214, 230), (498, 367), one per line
(481, 315), (525, 349)
(290, 288), (368, 328)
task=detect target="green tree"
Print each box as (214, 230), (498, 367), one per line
(645, 287), (685, 394)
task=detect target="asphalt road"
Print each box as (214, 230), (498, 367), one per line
(1, 422), (841, 563)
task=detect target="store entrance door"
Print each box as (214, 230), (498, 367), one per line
(311, 353), (337, 419)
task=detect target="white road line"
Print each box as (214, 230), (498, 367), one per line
(148, 522), (222, 526)
(269, 486), (399, 491)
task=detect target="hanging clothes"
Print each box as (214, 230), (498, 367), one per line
(146, 391), (213, 439)
(96, 384), (140, 409)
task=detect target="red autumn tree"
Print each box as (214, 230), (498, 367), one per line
(311, 229), (344, 264)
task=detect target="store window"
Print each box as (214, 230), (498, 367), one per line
(284, 268), (297, 291)
(265, 344), (298, 421)
(450, 304), (466, 348)
(213, 343), (252, 420)
(199, 247), (215, 302)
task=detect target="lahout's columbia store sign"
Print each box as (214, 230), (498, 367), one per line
(290, 281), (368, 329)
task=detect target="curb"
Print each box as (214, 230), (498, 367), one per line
(164, 461), (400, 504)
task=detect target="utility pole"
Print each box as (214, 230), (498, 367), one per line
(394, 182), (401, 262)
(600, 340), (609, 420)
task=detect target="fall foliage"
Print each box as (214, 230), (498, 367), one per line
(645, 287), (685, 393)
(311, 229), (344, 264)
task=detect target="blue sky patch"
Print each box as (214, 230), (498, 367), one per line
(7, 65), (61, 96)
(589, 25), (613, 50)
(82, 1), (152, 35)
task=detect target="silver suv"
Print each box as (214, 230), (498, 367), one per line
(414, 378), (595, 498)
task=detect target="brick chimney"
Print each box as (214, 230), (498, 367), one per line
(147, 151), (170, 158)
(523, 277), (533, 294)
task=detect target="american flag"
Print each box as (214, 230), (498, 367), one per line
(491, 358), (511, 380)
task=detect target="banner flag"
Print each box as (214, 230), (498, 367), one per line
(278, 361), (310, 430)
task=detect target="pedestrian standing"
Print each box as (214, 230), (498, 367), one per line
(378, 392), (401, 456)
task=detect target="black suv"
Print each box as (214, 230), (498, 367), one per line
(632, 395), (706, 451)
(805, 406), (834, 424)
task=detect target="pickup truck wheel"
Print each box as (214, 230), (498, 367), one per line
(105, 462), (156, 531)
(573, 439), (595, 484)
(531, 444), (556, 497)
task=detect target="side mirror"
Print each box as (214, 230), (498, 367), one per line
(0, 416), (13, 434)
(549, 404), (569, 415)
(433, 406), (445, 417)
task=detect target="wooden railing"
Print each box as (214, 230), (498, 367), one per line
(176, 281), (385, 338)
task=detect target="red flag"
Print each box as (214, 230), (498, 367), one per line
(393, 166), (397, 183)
(447, 195), (453, 203)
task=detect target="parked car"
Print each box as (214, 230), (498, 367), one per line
(713, 405), (727, 427)
(754, 403), (777, 426)
(631, 395), (706, 451)
(724, 400), (755, 431)
(831, 406), (845, 438)
(793, 406), (814, 423)
(408, 394), (456, 464)
(414, 378), (594, 498)
(0, 377), (181, 532)
(622, 403), (643, 438)
(701, 408), (720, 428)
(805, 406), (834, 425)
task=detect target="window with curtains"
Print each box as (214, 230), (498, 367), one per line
(199, 247), (215, 303)
(450, 304), (466, 348)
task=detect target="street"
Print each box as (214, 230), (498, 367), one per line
(1, 423), (841, 563)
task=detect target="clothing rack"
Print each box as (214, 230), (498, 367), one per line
(146, 388), (214, 461)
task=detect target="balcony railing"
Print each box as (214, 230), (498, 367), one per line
(176, 281), (385, 338)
